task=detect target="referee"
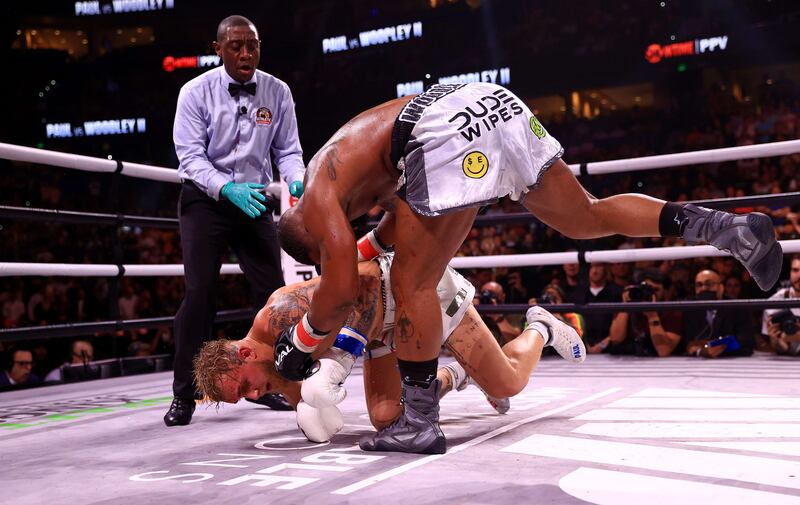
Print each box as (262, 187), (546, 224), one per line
(165, 15), (305, 426)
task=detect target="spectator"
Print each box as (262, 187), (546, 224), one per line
(561, 260), (582, 302)
(0, 348), (40, 387)
(762, 255), (800, 356)
(44, 339), (94, 382)
(476, 281), (520, 345)
(724, 275), (743, 299)
(572, 263), (622, 353)
(117, 281), (139, 319)
(2, 288), (26, 327)
(504, 269), (530, 304)
(684, 269), (754, 358)
(532, 283), (585, 338)
(608, 269), (683, 356)
(609, 262), (633, 288)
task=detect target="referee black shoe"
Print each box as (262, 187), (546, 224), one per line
(164, 397), (195, 426)
(246, 393), (294, 411)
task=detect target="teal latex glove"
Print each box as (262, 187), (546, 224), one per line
(221, 182), (267, 218)
(289, 180), (304, 198)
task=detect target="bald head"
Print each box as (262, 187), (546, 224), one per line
(216, 15), (258, 42)
(213, 15), (260, 83)
(278, 204), (319, 266)
(480, 281), (506, 302)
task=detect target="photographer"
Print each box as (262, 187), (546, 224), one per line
(762, 255), (800, 356)
(608, 269), (683, 357)
(475, 281), (522, 345)
(571, 263), (622, 353)
(684, 269), (754, 358)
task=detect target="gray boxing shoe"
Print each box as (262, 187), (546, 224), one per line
(682, 204), (782, 291)
(359, 379), (446, 454)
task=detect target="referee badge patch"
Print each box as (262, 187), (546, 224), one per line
(255, 107), (273, 125)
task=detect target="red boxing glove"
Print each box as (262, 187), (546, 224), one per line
(293, 313), (330, 352)
(356, 230), (387, 261)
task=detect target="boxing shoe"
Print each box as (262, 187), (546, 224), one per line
(246, 393), (294, 411)
(682, 204), (782, 291)
(442, 361), (510, 414)
(164, 397), (195, 426)
(359, 379), (446, 454)
(526, 306), (586, 363)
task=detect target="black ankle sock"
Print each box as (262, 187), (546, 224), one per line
(658, 202), (689, 237)
(398, 358), (438, 388)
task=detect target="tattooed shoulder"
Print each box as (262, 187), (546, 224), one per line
(267, 286), (311, 333)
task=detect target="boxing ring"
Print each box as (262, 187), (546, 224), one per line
(2, 356), (799, 504)
(2, 139), (800, 504)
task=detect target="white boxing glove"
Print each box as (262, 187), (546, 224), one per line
(296, 400), (343, 443)
(301, 347), (355, 408)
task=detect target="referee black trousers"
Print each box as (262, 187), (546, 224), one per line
(172, 181), (284, 400)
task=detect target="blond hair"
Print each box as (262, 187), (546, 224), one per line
(193, 339), (244, 404)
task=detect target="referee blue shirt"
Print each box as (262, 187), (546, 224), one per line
(174, 66), (305, 199)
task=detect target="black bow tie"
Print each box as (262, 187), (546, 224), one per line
(228, 82), (256, 97)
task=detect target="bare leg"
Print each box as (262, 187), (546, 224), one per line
(363, 351), (401, 431)
(445, 306), (544, 399)
(525, 159), (782, 290)
(360, 202), (478, 454)
(391, 200), (479, 362)
(523, 159), (665, 239)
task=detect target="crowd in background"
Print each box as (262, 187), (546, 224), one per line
(2, 71), (800, 387)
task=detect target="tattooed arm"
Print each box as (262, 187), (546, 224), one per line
(343, 273), (383, 338)
(254, 264), (384, 349)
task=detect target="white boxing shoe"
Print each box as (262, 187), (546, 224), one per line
(526, 306), (586, 363)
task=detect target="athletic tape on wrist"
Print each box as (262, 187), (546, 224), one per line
(356, 230), (385, 261)
(333, 326), (368, 357)
(294, 313), (329, 350)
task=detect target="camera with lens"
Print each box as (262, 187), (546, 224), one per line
(478, 290), (499, 304)
(538, 293), (556, 304)
(770, 309), (799, 335)
(627, 282), (656, 302)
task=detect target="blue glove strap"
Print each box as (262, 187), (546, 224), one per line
(333, 327), (366, 357)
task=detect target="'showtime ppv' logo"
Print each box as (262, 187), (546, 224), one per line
(645, 35), (728, 64)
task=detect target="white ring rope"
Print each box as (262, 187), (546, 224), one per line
(0, 263), (243, 277)
(3, 241), (800, 277)
(3, 139), (800, 276)
(0, 142), (179, 183)
(566, 139), (800, 175)
(451, 239), (800, 269)
(3, 139), (800, 181)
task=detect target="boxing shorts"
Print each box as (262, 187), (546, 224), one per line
(391, 82), (564, 216)
(374, 252), (475, 350)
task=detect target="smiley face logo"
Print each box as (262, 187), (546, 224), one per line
(462, 151), (489, 179)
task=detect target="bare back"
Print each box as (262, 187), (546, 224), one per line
(303, 96), (412, 220)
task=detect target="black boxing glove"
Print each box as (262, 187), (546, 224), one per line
(274, 314), (327, 381)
